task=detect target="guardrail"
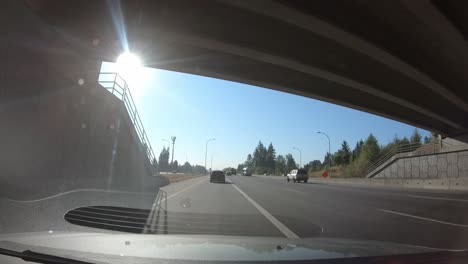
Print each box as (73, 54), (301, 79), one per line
(98, 72), (156, 167)
(366, 140), (450, 177)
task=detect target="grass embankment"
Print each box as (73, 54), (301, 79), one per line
(160, 173), (205, 183)
(308, 166), (364, 178)
(309, 167), (342, 178)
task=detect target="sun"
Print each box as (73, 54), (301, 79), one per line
(117, 52), (141, 68)
(116, 52), (143, 86)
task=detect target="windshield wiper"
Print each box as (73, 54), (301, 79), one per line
(0, 247), (94, 264)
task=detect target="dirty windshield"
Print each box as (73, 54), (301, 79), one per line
(2, 1), (468, 263)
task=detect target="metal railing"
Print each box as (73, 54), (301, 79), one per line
(98, 72), (156, 166)
(366, 140), (449, 177)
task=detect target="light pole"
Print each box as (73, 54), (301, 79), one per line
(317, 131), (331, 168)
(293, 147), (302, 168)
(171, 136), (176, 163)
(205, 138), (215, 174)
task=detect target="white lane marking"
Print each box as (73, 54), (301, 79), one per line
(6, 189), (157, 203)
(378, 209), (468, 227)
(408, 194), (468, 203)
(144, 177), (207, 233)
(285, 188), (303, 194)
(397, 243), (466, 252)
(230, 181), (300, 239)
(162, 177), (207, 201)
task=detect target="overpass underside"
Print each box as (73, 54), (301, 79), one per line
(3, 0), (468, 141)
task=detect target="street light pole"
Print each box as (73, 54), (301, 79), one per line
(171, 136), (176, 163)
(205, 138), (215, 174)
(317, 131), (331, 168)
(293, 147), (302, 168)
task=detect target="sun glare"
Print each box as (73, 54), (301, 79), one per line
(116, 52), (142, 78)
(115, 52), (148, 93)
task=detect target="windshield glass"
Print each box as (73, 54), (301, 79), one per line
(2, 1), (468, 263)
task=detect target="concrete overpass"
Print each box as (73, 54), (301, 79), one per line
(4, 0), (468, 141)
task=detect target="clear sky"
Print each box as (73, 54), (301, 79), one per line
(100, 61), (429, 170)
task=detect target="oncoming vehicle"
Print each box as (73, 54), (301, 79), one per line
(242, 167), (252, 176)
(287, 169), (309, 183)
(210, 170), (226, 183)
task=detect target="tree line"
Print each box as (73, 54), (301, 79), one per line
(152, 147), (207, 174)
(236, 128), (429, 177)
(237, 142), (298, 175)
(150, 129), (429, 177)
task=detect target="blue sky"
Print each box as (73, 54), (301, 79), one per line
(100, 62), (429, 170)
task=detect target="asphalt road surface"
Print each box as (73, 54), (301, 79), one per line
(2, 175), (468, 250)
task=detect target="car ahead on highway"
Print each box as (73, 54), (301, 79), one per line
(210, 170), (226, 183)
(287, 169), (309, 183)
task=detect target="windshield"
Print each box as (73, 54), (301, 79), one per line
(2, 1), (468, 263)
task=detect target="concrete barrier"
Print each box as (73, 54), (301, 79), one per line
(369, 148), (468, 179)
(449, 178), (468, 190)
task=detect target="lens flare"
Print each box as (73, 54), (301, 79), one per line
(116, 52), (142, 69)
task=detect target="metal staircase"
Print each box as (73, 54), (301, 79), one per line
(365, 140), (450, 178)
(98, 72), (157, 166)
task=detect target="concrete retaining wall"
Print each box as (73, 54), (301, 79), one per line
(372, 150), (468, 179)
(0, 80), (167, 200)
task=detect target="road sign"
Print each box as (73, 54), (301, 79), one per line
(322, 171), (329, 178)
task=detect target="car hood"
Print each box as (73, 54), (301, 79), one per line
(0, 232), (439, 262)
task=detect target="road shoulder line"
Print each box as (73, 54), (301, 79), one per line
(229, 180), (300, 239)
(162, 177), (207, 201)
(407, 194), (468, 203)
(378, 209), (468, 227)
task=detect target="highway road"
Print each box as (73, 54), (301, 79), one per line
(2, 175), (468, 250)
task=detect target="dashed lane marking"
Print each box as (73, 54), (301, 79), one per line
(229, 179), (300, 238)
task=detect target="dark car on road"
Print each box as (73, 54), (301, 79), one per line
(210, 170), (226, 183)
